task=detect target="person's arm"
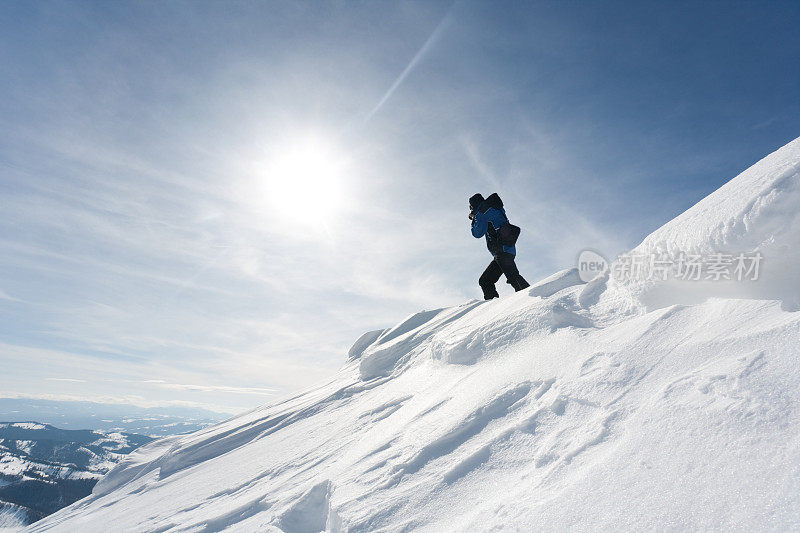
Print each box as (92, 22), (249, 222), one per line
(471, 211), (488, 238)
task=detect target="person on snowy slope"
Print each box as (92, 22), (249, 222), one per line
(469, 193), (530, 300)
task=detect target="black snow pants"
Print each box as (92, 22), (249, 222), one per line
(479, 252), (530, 300)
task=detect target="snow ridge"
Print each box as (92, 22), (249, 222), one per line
(623, 137), (800, 310)
(633, 137), (800, 257)
(30, 137), (800, 532)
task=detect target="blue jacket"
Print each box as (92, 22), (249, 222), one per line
(471, 198), (516, 256)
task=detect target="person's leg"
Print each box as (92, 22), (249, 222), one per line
(496, 252), (530, 291)
(479, 259), (503, 300)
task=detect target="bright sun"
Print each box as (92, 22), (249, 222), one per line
(262, 139), (346, 227)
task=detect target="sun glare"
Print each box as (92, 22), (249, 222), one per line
(261, 139), (346, 228)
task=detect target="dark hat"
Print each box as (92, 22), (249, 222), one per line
(469, 193), (485, 210)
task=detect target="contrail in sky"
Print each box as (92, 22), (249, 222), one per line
(356, 5), (455, 129)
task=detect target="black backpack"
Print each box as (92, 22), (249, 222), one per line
(485, 193), (521, 246)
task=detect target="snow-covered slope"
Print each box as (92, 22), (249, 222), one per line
(0, 502), (29, 531)
(30, 138), (800, 532)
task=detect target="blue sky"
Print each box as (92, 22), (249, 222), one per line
(1, 1), (798, 413)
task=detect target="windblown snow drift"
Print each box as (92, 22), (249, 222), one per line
(31, 138), (800, 532)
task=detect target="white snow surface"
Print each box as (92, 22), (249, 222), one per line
(0, 424), (45, 431)
(0, 502), (28, 531)
(0, 455), (99, 482)
(30, 138), (800, 532)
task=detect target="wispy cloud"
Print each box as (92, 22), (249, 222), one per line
(152, 383), (277, 395)
(0, 288), (22, 302)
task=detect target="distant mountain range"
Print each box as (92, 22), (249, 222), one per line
(0, 398), (228, 437)
(0, 422), (154, 528)
(0, 398), (229, 528)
